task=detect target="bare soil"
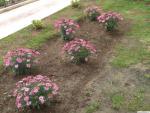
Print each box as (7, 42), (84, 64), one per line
(0, 19), (149, 113)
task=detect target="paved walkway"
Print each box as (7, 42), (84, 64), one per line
(0, 0), (72, 39)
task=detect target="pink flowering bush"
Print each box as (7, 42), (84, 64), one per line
(62, 38), (96, 64)
(54, 18), (80, 41)
(85, 6), (101, 21)
(97, 12), (123, 31)
(3, 48), (40, 75)
(13, 75), (59, 109)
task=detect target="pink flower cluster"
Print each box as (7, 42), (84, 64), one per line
(85, 6), (101, 16)
(55, 18), (80, 35)
(3, 48), (40, 68)
(13, 75), (59, 109)
(97, 12), (123, 23)
(62, 38), (96, 55)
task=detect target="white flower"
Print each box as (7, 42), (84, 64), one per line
(15, 64), (18, 68)
(39, 96), (45, 104)
(27, 59), (30, 62)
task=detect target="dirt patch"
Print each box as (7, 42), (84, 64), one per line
(0, 19), (128, 113)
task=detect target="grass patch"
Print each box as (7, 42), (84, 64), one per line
(144, 74), (150, 79)
(26, 26), (57, 49)
(111, 93), (124, 110)
(127, 90), (145, 111)
(85, 101), (101, 113)
(111, 44), (150, 68)
(109, 90), (150, 112)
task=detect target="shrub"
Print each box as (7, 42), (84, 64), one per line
(13, 75), (59, 109)
(0, 0), (6, 7)
(55, 18), (80, 41)
(3, 48), (40, 75)
(32, 20), (44, 30)
(62, 38), (96, 64)
(84, 6), (101, 21)
(71, 0), (81, 8)
(97, 12), (123, 31)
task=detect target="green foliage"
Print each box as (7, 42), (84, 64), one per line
(60, 26), (73, 41)
(73, 47), (90, 64)
(13, 63), (32, 76)
(71, 0), (81, 8)
(105, 18), (118, 31)
(88, 12), (100, 21)
(111, 93), (124, 110)
(28, 85), (52, 109)
(0, 0), (5, 7)
(85, 101), (100, 113)
(32, 20), (44, 30)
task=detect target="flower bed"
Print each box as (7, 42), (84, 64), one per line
(0, 1), (130, 113)
(0, 1), (149, 113)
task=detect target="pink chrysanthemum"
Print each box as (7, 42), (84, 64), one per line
(62, 38), (96, 63)
(3, 48), (40, 75)
(97, 12), (123, 23)
(13, 75), (59, 109)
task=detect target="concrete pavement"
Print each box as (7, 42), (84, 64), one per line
(0, 0), (72, 39)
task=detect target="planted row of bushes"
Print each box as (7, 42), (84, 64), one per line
(2, 5), (123, 111)
(85, 6), (123, 31)
(54, 18), (96, 64)
(3, 48), (59, 109)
